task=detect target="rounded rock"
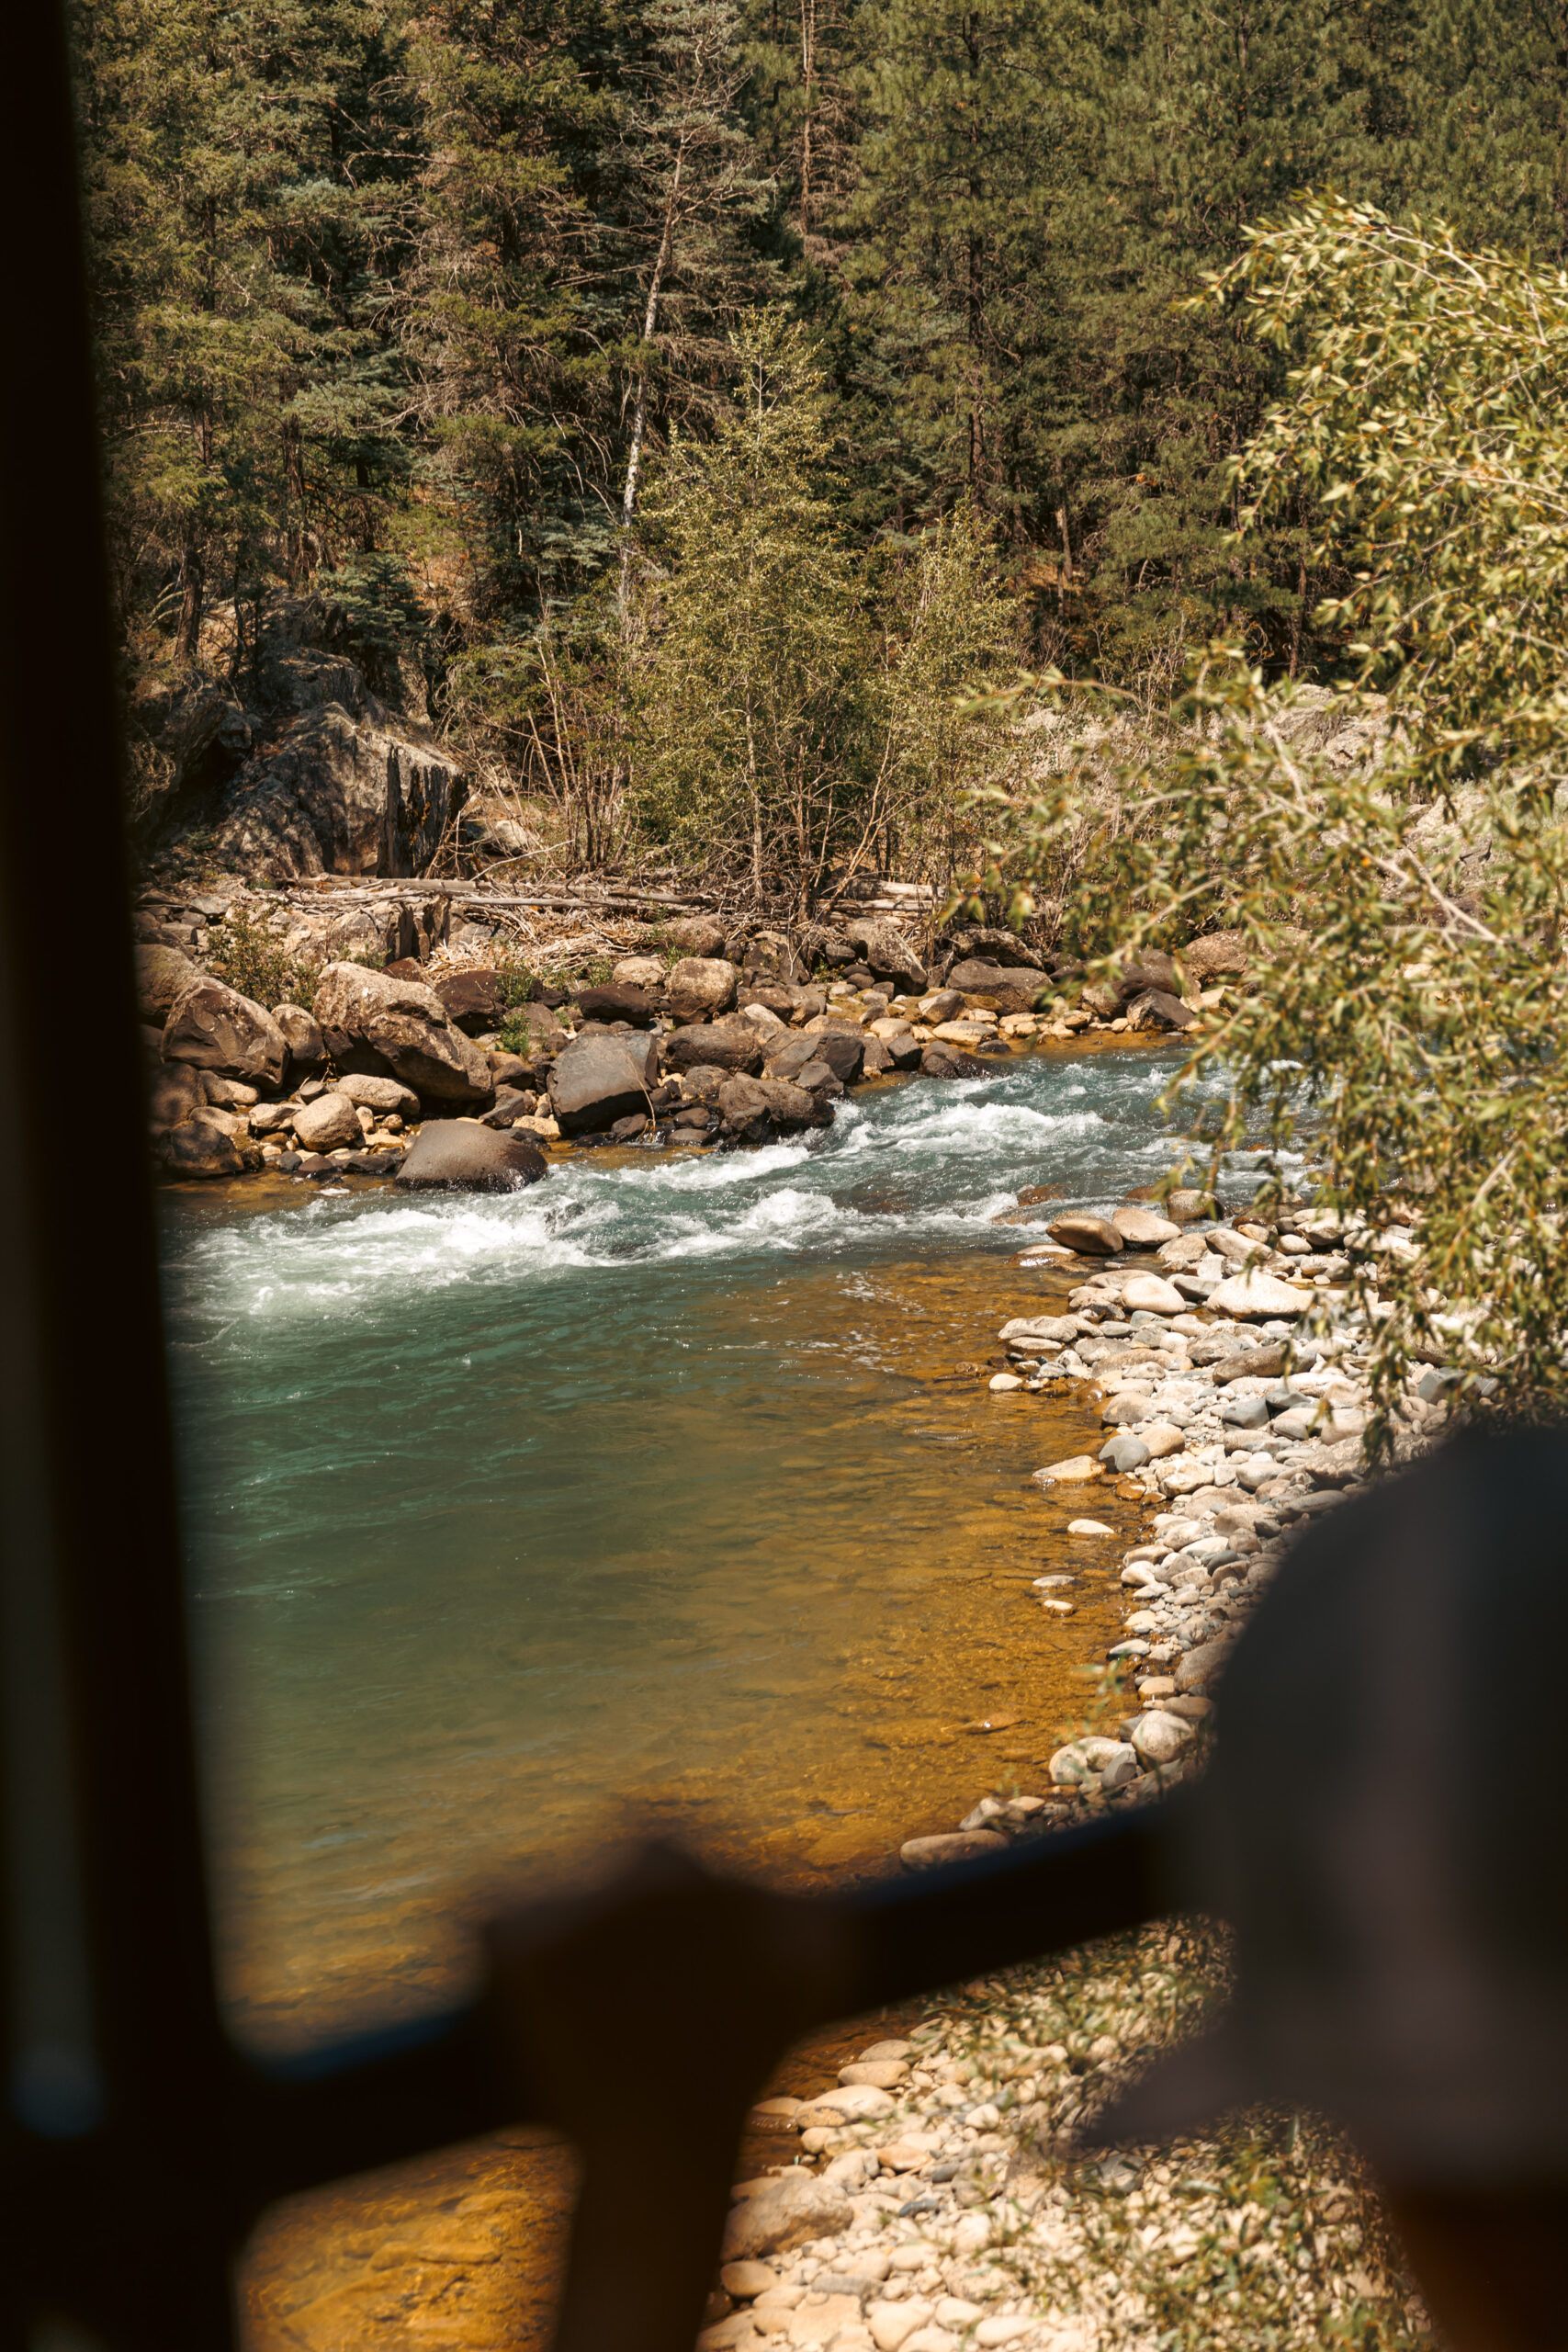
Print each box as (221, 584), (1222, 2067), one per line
(1047, 1213), (1124, 1255)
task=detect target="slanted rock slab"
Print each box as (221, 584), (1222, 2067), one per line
(547, 1031), (659, 1136)
(1048, 1213), (1123, 1255)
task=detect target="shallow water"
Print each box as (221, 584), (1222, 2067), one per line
(164, 1044), (1199, 2057)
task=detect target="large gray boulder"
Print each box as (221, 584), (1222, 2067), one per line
(668, 956), (739, 1022)
(661, 1023), (764, 1077)
(312, 963), (491, 1103)
(716, 1075), (832, 1141)
(162, 978), (288, 1089)
(843, 916), (926, 989)
(945, 957), (1049, 1003)
(272, 1002), (326, 1072)
(396, 1121), (548, 1191)
(135, 943), (202, 1026)
(547, 1032), (660, 1136)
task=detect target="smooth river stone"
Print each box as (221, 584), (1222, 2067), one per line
(1047, 1213), (1124, 1255)
(1032, 1455), (1105, 1487)
(899, 1830), (1009, 1869)
(1206, 1268), (1314, 1318)
(1121, 1272), (1187, 1316)
(1111, 1205), (1183, 1247)
(1139, 1422), (1188, 1458)
(721, 2173), (855, 2261)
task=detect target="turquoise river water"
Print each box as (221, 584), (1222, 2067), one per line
(163, 1044), (1206, 2058)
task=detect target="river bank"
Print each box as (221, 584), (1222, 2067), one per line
(229, 1171), (1436, 2352)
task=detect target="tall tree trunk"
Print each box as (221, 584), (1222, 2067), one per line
(175, 530), (205, 666)
(618, 144), (687, 620)
(799, 0), (816, 247)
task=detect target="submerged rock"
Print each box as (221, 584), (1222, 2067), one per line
(395, 1121), (547, 1191)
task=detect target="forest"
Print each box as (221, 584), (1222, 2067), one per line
(73, 0), (1568, 888)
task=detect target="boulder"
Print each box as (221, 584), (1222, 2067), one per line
(156, 1117), (247, 1179)
(1121, 1272), (1186, 1316)
(1114, 952), (1179, 999)
(273, 1002), (326, 1072)
(1180, 929), (1248, 983)
(843, 916), (927, 989)
(1128, 1711), (1193, 1767)
(313, 963), (492, 1103)
(1112, 1205), (1182, 1248)
(859, 1035), (895, 1076)
(1081, 983), (1120, 1019)
(135, 944), (202, 1026)
(1125, 987), (1196, 1032)
(665, 916), (728, 958)
(612, 955), (668, 989)
(740, 928), (803, 982)
(662, 1023), (764, 1077)
(1206, 1269), (1314, 1318)
(573, 983), (658, 1028)
(1175, 1640), (1228, 1693)
(945, 957), (1049, 1001)
(331, 1072), (421, 1119)
(482, 1086), (537, 1128)
(720, 2174), (855, 2264)
(208, 701), (465, 880)
(487, 1049), (534, 1091)
(1100, 1433), (1151, 1472)
(668, 956), (739, 1022)
(293, 1092), (364, 1152)
(162, 978), (288, 1089)
(942, 924), (1049, 969)
(807, 1028), (866, 1085)
(145, 1063), (209, 1133)
(396, 1120), (548, 1191)
(1047, 1213), (1124, 1255)
(794, 1059), (840, 1097)
(547, 1031), (660, 1136)
(920, 1043), (993, 1080)
(716, 1076), (830, 1141)
(763, 1031), (826, 1082)
(434, 968), (512, 1035)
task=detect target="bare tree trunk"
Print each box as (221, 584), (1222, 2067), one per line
(799, 0), (816, 247)
(745, 691), (763, 901)
(618, 143), (687, 619)
(175, 531), (205, 666)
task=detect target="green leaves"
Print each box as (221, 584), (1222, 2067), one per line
(990, 200), (1568, 1439)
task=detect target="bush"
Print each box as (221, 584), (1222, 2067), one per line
(207, 908), (317, 1009)
(982, 197), (1568, 1444)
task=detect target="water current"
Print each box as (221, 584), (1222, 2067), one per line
(164, 1043), (1203, 2059)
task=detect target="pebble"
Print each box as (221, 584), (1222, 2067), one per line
(1066, 1518), (1114, 1536)
(1032, 1456), (1103, 1486)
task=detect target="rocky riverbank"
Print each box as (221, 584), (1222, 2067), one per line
(691, 1210), (1437, 2352)
(134, 888), (1240, 1182)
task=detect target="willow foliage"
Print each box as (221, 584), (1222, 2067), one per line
(981, 197), (1568, 1445)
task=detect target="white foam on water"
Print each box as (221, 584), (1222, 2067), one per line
(167, 1048), (1206, 1332)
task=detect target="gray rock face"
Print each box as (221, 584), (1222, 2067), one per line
(721, 2173), (856, 2263)
(396, 1120), (548, 1191)
(1125, 986), (1196, 1032)
(843, 916), (927, 989)
(547, 1031), (660, 1136)
(209, 701), (464, 880)
(1180, 928), (1248, 981)
(135, 943), (202, 1026)
(162, 978), (288, 1089)
(313, 962), (492, 1102)
(1100, 1432), (1151, 1472)
(764, 1031), (827, 1082)
(272, 1002), (326, 1072)
(662, 1023), (765, 1077)
(807, 1028), (867, 1085)
(668, 956), (739, 1022)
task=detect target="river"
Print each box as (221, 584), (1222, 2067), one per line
(162, 1043), (1201, 2061)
